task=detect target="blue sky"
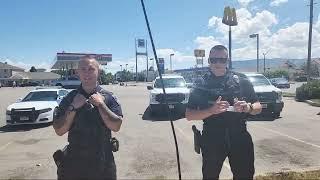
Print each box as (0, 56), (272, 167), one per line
(0, 0), (319, 73)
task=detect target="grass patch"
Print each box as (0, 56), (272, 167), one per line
(255, 169), (320, 180)
(283, 92), (296, 97)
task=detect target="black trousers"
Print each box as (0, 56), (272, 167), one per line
(201, 128), (255, 180)
(57, 157), (117, 180)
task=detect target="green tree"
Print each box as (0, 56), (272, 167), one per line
(300, 62), (320, 77)
(99, 69), (114, 84)
(29, 66), (37, 72)
(263, 70), (289, 79)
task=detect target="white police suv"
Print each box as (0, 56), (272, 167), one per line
(6, 88), (69, 125)
(147, 74), (190, 116)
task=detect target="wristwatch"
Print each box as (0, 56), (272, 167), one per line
(248, 103), (254, 113)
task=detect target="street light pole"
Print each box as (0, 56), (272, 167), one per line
(170, 53), (174, 71)
(249, 33), (259, 72)
(125, 63), (128, 85)
(262, 50), (269, 73)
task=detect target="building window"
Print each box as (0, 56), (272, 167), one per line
(4, 69), (7, 73)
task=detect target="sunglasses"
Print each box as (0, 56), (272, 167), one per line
(209, 58), (228, 64)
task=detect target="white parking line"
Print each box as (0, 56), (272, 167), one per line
(175, 126), (231, 170)
(252, 124), (320, 149)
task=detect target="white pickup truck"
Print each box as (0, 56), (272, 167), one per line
(147, 74), (190, 116)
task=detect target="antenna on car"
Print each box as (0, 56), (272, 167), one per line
(140, 0), (182, 179)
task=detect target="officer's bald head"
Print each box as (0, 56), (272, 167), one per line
(78, 55), (100, 70)
(209, 45), (228, 59)
(77, 55), (101, 87)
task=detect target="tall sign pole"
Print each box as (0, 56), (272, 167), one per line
(135, 38), (138, 82)
(222, 6), (238, 70)
(135, 38), (148, 82)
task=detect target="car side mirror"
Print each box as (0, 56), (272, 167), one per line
(16, 98), (22, 102)
(147, 86), (153, 90)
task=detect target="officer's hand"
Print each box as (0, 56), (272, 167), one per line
(71, 93), (87, 109)
(88, 92), (105, 107)
(234, 98), (249, 113)
(210, 96), (229, 115)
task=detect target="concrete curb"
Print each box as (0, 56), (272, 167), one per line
(305, 100), (320, 107)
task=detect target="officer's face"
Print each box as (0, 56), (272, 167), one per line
(208, 49), (228, 76)
(77, 59), (99, 87)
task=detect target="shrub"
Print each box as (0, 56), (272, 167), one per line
(295, 80), (320, 101)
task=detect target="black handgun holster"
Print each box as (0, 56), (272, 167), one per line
(192, 125), (202, 154)
(53, 145), (68, 167)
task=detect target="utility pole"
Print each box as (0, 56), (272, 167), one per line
(307, 0), (314, 82)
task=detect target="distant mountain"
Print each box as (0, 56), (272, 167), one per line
(232, 58), (306, 72)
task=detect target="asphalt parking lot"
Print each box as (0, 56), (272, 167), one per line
(0, 84), (319, 179)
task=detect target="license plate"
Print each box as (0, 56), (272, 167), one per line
(20, 116), (29, 121)
(168, 105), (175, 109)
(261, 104), (268, 108)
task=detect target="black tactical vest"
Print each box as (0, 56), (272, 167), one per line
(66, 86), (112, 165)
(195, 71), (248, 129)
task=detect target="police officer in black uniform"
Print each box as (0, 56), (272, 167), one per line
(53, 55), (123, 180)
(186, 45), (262, 180)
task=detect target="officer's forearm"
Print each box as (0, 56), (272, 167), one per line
(53, 110), (76, 136)
(249, 102), (262, 115)
(97, 103), (122, 132)
(185, 108), (216, 121)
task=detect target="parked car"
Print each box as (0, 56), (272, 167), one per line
(20, 81), (40, 87)
(6, 88), (69, 125)
(295, 75), (307, 82)
(270, 78), (290, 88)
(52, 76), (81, 88)
(243, 73), (284, 118)
(147, 74), (190, 116)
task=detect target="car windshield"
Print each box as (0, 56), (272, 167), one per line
(154, 78), (186, 88)
(248, 75), (271, 86)
(22, 91), (58, 102)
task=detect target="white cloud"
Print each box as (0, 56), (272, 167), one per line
(238, 0), (255, 7)
(208, 8), (277, 42)
(199, 7), (320, 61)
(194, 36), (223, 57)
(270, 0), (288, 7)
